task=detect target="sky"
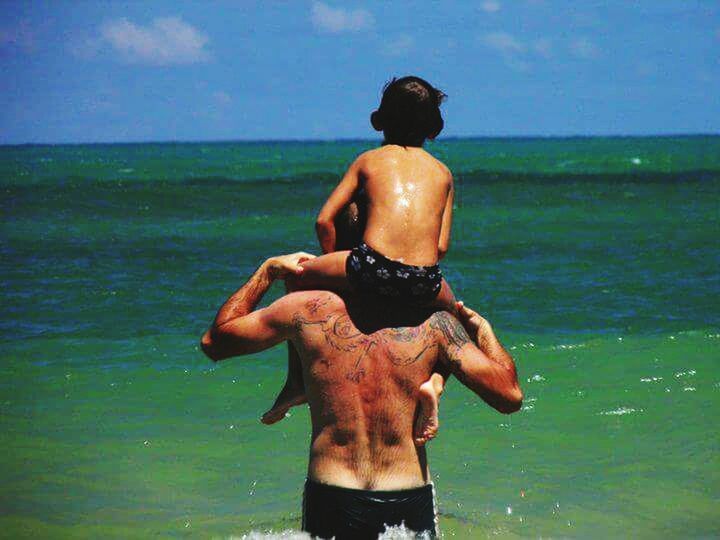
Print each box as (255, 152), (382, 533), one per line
(1, 0), (718, 144)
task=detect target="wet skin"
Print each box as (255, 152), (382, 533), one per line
(201, 257), (522, 491)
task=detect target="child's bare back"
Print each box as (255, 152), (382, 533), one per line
(354, 145), (453, 266)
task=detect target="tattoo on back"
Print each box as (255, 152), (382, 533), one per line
(291, 300), (439, 383)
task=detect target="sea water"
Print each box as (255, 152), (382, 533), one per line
(1, 137), (719, 538)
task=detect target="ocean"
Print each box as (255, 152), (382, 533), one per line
(1, 136), (718, 538)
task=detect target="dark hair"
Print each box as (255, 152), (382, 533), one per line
(370, 76), (446, 147)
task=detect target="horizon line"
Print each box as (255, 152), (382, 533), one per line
(2, 132), (719, 147)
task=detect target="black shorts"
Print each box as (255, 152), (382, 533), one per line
(346, 243), (442, 306)
(302, 478), (438, 539)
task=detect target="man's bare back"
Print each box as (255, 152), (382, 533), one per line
(201, 253), (522, 536)
(290, 290), (447, 489)
(202, 254), (522, 489)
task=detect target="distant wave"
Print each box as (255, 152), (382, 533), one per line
(456, 168), (720, 185)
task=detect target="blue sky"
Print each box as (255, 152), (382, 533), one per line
(1, 1), (718, 143)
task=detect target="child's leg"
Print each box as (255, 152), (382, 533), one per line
(285, 250), (352, 292)
(261, 339), (308, 424)
(261, 251), (352, 425)
(433, 278), (458, 315)
(413, 279), (458, 444)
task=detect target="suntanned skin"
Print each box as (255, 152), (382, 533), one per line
(285, 144), (454, 289)
(266, 147), (457, 434)
(201, 253), (523, 490)
(316, 144), (454, 264)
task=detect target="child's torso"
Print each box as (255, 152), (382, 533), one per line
(360, 145), (450, 266)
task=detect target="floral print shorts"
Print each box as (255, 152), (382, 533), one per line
(345, 242), (443, 306)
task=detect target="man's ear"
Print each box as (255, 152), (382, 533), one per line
(370, 110), (383, 131)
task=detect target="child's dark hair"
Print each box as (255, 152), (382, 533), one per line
(370, 76), (447, 147)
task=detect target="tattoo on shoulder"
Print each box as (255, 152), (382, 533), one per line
(430, 311), (471, 349)
(304, 294), (333, 315)
(429, 312), (473, 382)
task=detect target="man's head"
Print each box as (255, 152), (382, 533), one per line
(370, 76), (447, 147)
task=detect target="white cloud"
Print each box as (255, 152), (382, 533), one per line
(481, 32), (530, 71)
(381, 35), (414, 57)
(99, 16), (209, 65)
(483, 31), (603, 70)
(480, 1), (501, 13)
(311, 2), (374, 33)
(481, 33), (555, 71)
(569, 37), (600, 59)
(482, 32), (525, 54)
(212, 90), (232, 106)
(532, 38), (553, 59)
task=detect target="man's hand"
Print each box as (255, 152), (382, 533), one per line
(202, 251), (317, 362)
(435, 303), (522, 414)
(455, 301), (491, 348)
(265, 252), (316, 280)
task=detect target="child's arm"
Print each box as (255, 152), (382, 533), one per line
(315, 157), (363, 254)
(438, 177), (454, 260)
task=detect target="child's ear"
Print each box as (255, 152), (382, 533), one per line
(427, 113), (444, 140)
(370, 110), (384, 131)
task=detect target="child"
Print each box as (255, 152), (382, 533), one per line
(263, 76), (456, 445)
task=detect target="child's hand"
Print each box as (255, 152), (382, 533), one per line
(265, 252), (316, 280)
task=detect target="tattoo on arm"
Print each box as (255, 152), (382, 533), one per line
(430, 312), (472, 381)
(431, 311), (471, 349)
(214, 264), (271, 328)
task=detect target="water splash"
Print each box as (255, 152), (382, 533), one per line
(599, 407), (643, 416)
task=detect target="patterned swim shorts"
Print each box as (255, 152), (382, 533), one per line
(345, 242), (442, 306)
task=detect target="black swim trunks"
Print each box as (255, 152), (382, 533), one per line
(302, 478), (438, 539)
(346, 243), (442, 306)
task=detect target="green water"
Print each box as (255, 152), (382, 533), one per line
(1, 137), (719, 538)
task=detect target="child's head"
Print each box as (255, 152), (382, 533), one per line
(371, 76), (446, 147)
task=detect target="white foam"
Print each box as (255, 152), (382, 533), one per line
(379, 523), (433, 539)
(232, 523), (431, 539)
(551, 343), (586, 350)
(599, 407), (643, 416)
(233, 531), (311, 540)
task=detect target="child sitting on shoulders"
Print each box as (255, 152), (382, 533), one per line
(263, 76), (458, 445)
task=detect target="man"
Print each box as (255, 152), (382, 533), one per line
(200, 251), (523, 539)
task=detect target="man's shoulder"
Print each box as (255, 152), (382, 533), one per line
(282, 290), (346, 315)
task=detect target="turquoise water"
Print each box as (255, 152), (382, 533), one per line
(1, 137), (719, 538)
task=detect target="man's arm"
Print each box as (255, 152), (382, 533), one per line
(200, 252), (314, 361)
(431, 305), (523, 414)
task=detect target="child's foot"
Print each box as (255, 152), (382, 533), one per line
(414, 380), (440, 446)
(261, 383), (308, 425)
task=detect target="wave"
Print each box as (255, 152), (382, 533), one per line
(456, 168), (720, 185)
(2, 168), (719, 191)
